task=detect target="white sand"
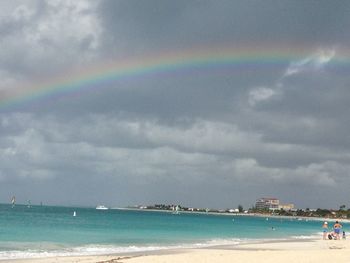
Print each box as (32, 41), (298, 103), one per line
(8, 238), (350, 263)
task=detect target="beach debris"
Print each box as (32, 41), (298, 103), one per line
(96, 256), (132, 263)
(329, 246), (345, 249)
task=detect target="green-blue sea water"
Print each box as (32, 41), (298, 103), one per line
(0, 204), (344, 259)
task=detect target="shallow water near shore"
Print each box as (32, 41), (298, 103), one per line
(0, 204), (345, 259)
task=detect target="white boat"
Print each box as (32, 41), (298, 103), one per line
(96, 205), (109, 210)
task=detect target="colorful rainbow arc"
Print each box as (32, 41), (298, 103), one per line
(0, 47), (347, 111)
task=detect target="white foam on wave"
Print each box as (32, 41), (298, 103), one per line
(0, 239), (245, 260)
(0, 235), (321, 260)
(290, 232), (321, 240)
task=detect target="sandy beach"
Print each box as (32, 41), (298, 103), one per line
(8, 238), (350, 263)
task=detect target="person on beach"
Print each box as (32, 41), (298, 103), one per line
(322, 222), (329, 240)
(333, 221), (342, 240)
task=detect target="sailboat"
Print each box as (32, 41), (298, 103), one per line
(172, 205), (180, 214)
(27, 200), (31, 208)
(11, 196), (16, 208)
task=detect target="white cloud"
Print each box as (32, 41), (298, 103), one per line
(248, 87), (276, 106)
(1, 113), (346, 165)
(1, 115), (343, 187)
(284, 49), (335, 77)
(0, 0), (102, 78)
(315, 49), (335, 66)
(284, 57), (311, 76)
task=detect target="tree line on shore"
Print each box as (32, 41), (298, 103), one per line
(250, 205), (350, 219)
(142, 204), (350, 219)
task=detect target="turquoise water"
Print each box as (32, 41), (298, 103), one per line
(0, 204), (344, 259)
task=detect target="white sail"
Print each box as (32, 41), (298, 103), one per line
(11, 196), (16, 208)
(173, 205), (180, 214)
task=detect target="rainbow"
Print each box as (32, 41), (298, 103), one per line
(0, 46), (346, 111)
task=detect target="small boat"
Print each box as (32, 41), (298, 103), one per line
(73, 211), (77, 217)
(96, 205), (109, 210)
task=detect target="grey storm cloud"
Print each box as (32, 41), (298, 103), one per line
(97, 0), (350, 51)
(0, 0), (350, 209)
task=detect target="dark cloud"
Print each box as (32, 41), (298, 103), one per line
(0, 0), (350, 209)
(97, 0), (350, 55)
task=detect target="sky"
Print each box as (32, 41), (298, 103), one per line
(0, 0), (350, 209)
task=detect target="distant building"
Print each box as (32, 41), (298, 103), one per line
(256, 197), (280, 210)
(279, 203), (295, 211)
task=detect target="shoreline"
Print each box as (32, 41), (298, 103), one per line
(7, 238), (350, 263)
(115, 207), (350, 223)
(0, 236), (318, 261)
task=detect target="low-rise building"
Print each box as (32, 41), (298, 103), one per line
(279, 203), (295, 211)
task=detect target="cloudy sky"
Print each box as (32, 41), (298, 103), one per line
(1, 0), (350, 209)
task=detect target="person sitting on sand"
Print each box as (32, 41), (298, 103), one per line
(322, 222), (329, 240)
(333, 221), (342, 240)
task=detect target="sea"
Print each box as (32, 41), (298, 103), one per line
(0, 204), (343, 260)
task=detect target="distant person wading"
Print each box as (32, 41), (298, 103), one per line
(322, 222), (328, 240)
(333, 221), (342, 240)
